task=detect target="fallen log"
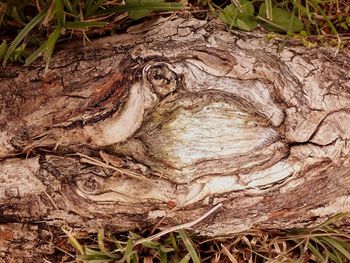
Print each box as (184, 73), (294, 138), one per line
(1, 16), (350, 261)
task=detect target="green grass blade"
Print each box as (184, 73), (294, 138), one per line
(84, 0), (95, 14)
(256, 15), (289, 31)
(160, 245), (174, 253)
(319, 236), (350, 260)
(127, 1), (183, 19)
(168, 232), (178, 250)
(55, 0), (65, 25)
(307, 0), (341, 52)
(62, 228), (85, 255)
(178, 230), (200, 263)
(84, 246), (110, 256)
(11, 7), (26, 26)
(115, 239), (124, 250)
(69, 238), (85, 255)
(310, 237), (330, 262)
(25, 41), (47, 66)
(64, 21), (107, 28)
(327, 246), (345, 263)
(123, 238), (135, 263)
(44, 26), (61, 71)
(138, 240), (161, 248)
(79, 247), (116, 260)
(63, 0), (78, 14)
(131, 253), (139, 263)
(0, 9), (5, 27)
(85, 0), (105, 17)
(98, 229), (110, 255)
(179, 253), (191, 263)
(0, 40), (7, 60)
(308, 0), (338, 35)
(97, 1), (182, 17)
(265, 0), (273, 20)
(319, 213), (349, 227)
(3, 10), (46, 66)
(127, 2), (183, 11)
(159, 249), (168, 263)
(306, 242), (327, 262)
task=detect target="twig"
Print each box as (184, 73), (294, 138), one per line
(72, 152), (149, 181)
(43, 190), (59, 210)
(133, 203), (223, 246)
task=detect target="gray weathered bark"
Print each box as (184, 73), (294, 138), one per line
(1, 16), (350, 261)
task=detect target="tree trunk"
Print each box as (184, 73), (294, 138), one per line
(1, 16), (350, 261)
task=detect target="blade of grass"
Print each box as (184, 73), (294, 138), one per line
(3, 10), (46, 66)
(63, 0), (78, 14)
(256, 15), (291, 31)
(328, 247), (345, 263)
(306, 242), (327, 262)
(43, 0), (56, 27)
(55, 0), (65, 25)
(160, 245), (174, 253)
(62, 228), (85, 255)
(168, 232), (178, 251)
(85, 0), (105, 17)
(84, 246), (111, 257)
(25, 41), (47, 66)
(159, 249), (168, 263)
(0, 40), (7, 60)
(132, 203), (222, 246)
(307, 0), (341, 53)
(98, 229), (111, 255)
(96, 1), (182, 16)
(139, 240), (161, 248)
(221, 244), (238, 263)
(319, 236), (350, 260)
(179, 253), (191, 263)
(178, 230), (200, 263)
(319, 213), (349, 227)
(265, 0), (273, 20)
(84, 0), (95, 15)
(64, 20), (107, 28)
(0, 8), (5, 27)
(115, 237), (136, 263)
(11, 7), (26, 26)
(13, 43), (26, 62)
(44, 26), (61, 71)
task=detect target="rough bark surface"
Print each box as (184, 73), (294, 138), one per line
(1, 15), (350, 261)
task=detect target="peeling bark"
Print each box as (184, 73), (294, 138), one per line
(1, 16), (350, 261)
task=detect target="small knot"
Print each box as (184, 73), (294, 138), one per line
(147, 64), (177, 97)
(76, 175), (104, 194)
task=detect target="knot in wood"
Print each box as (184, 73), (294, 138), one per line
(76, 175), (104, 195)
(144, 62), (178, 97)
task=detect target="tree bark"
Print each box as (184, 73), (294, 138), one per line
(1, 16), (350, 261)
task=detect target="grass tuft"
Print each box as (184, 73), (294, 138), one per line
(0, 0), (183, 70)
(59, 213), (350, 262)
(0, 0), (348, 70)
(208, 0), (349, 53)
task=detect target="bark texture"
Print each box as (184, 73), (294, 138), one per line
(1, 15), (350, 261)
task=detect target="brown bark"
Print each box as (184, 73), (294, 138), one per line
(1, 16), (350, 261)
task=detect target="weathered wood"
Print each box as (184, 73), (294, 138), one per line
(1, 16), (350, 260)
